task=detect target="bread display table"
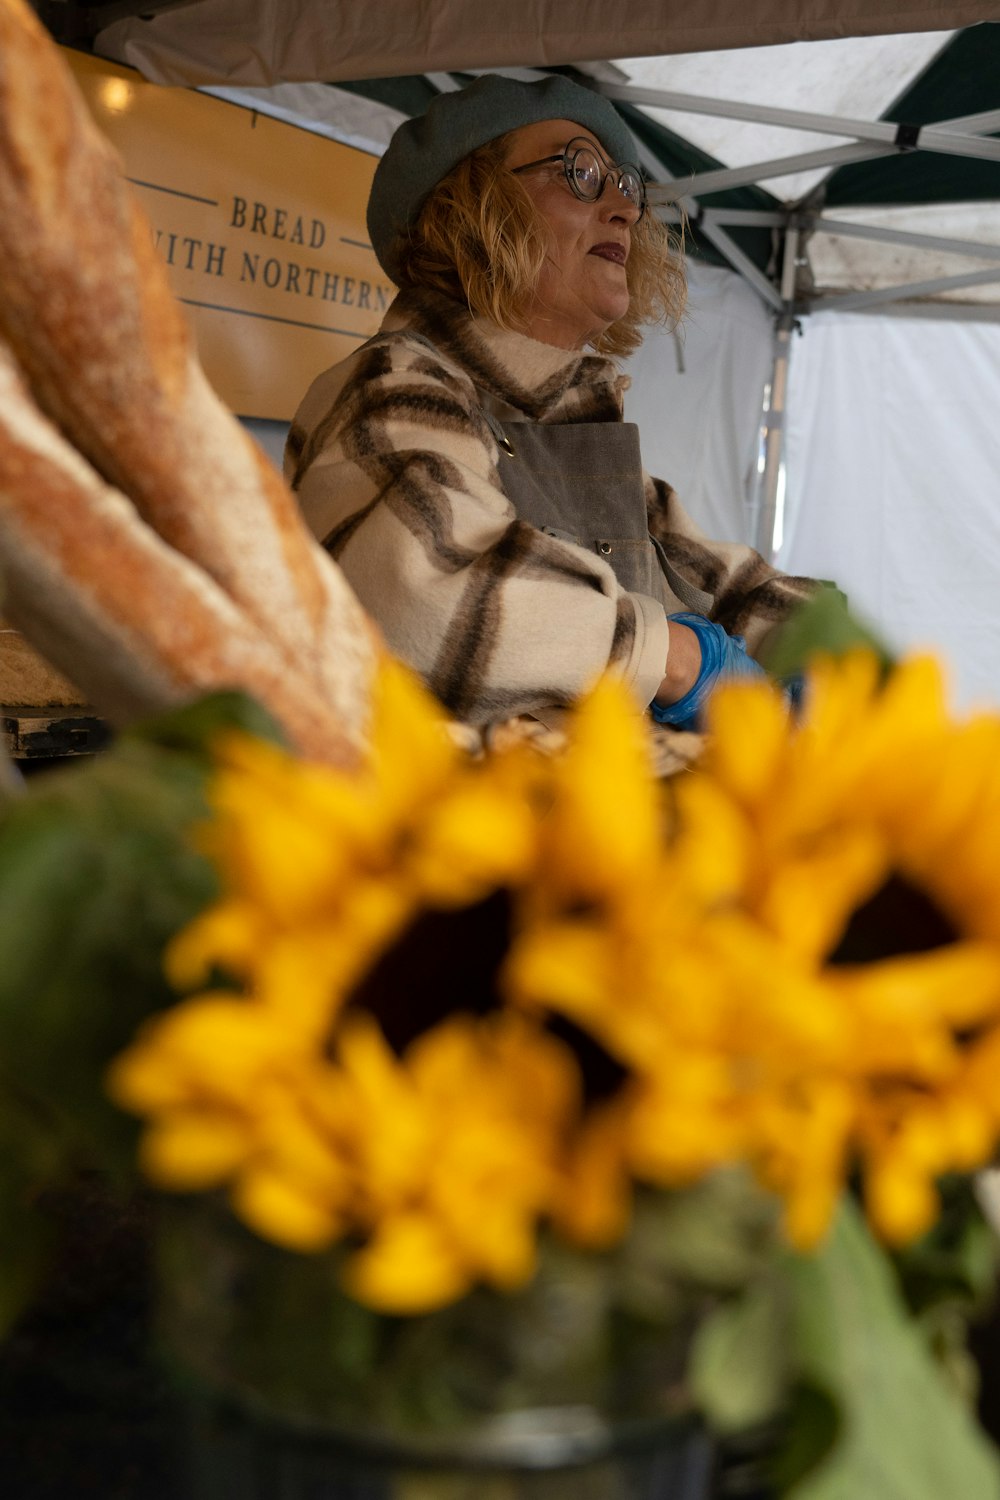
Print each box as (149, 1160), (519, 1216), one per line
(0, 624), (107, 756)
(0, 627), (108, 759)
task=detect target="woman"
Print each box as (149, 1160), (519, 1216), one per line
(286, 74), (813, 738)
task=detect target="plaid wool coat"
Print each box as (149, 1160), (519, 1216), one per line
(286, 287), (814, 732)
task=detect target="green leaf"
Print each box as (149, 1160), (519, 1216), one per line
(689, 1266), (791, 1433)
(688, 1197), (1000, 1499)
(0, 1080), (66, 1336)
(0, 736), (218, 1160)
(889, 1179), (1000, 1404)
(761, 588), (894, 679)
(0, 1183), (49, 1339)
(893, 1176), (1000, 1318)
(783, 1199), (1000, 1500)
(624, 1170), (782, 1296)
(125, 689), (286, 758)
(0, 698), (282, 1332)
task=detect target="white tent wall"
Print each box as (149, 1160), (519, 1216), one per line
(622, 264), (774, 545)
(778, 309), (1000, 709)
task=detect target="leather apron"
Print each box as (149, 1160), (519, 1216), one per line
(379, 331), (712, 615)
(483, 410), (713, 617)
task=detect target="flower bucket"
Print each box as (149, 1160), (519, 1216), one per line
(179, 1397), (714, 1500)
(157, 1199), (716, 1500)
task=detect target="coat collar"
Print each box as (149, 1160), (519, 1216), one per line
(381, 287), (629, 424)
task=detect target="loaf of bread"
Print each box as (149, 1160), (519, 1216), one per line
(0, 0), (377, 744)
(0, 339), (359, 767)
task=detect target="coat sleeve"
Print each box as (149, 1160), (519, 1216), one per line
(643, 473), (818, 657)
(285, 334), (670, 725)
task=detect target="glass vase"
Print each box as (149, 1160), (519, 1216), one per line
(155, 1197), (717, 1500)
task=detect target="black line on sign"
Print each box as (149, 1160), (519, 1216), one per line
(178, 297), (363, 338)
(128, 176), (219, 206)
(340, 236), (374, 251)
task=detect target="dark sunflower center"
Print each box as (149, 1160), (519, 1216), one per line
(546, 1013), (629, 1105)
(342, 893), (628, 1101)
(827, 871), (959, 966)
(345, 889), (512, 1054)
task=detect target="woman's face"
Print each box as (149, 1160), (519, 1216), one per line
(503, 118), (641, 350)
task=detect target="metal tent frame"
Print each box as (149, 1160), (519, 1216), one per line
(592, 82), (1000, 557)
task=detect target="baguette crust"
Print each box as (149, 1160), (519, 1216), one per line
(0, 341), (358, 767)
(0, 0), (377, 740)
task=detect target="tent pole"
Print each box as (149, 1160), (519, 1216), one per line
(813, 216), (1000, 262)
(814, 266), (1000, 311)
(753, 222), (800, 562)
(599, 84), (1000, 165)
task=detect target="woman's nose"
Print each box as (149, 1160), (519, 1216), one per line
(600, 183), (641, 223)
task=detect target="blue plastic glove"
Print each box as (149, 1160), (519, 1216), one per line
(649, 612), (766, 731)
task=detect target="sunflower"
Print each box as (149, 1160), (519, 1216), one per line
(667, 649), (1000, 1247)
(505, 679), (754, 1234)
(163, 657), (539, 1036)
(110, 648), (1000, 1311)
(109, 998), (577, 1313)
(107, 658), (578, 1311)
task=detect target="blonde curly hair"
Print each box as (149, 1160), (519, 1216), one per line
(392, 132), (686, 359)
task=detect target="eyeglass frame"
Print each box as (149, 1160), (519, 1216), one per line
(510, 136), (647, 219)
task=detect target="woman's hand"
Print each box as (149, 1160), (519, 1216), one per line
(650, 613), (767, 731)
(654, 619), (703, 706)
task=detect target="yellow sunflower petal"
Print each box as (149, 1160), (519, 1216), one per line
(232, 1163), (343, 1252)
(504, 923), (611, 1025)
(864, 1158), (939, 1246)
(342, 1213), (472, 1314)
(671, 775), (752, 905)
(843, 943), (1000, 1045)
(553, 1104), (632, 1250)
(546, 676), (662, 893)
(759, 826), (889, 962)
(803, 649), (883, 745)
(466, 1205), (539, 1290)
(703, 672), (790, 807)
(164, 899), (265, 989)
(105, 1039), (193, 1113)
(411, 779), (537, 905)
(366, 659), (459, 823)
(139, 1109), (250, 1189)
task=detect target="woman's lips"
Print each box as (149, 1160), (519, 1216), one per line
(589, 242), (627, 265)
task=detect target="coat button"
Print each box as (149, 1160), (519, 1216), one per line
(599, 542), (612, 555)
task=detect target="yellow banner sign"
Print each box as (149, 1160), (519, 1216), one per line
(67, 50), (394, 421)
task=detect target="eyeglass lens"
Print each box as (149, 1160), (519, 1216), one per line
(567, 144), (644, 210)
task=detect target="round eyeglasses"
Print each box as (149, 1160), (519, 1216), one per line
(511, 137), (646, 218)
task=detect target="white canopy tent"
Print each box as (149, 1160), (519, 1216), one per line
(51, 0), (1000, 708)
(78, 0), (1000, 82)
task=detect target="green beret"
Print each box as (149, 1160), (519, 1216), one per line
(367, 74), (637, 281)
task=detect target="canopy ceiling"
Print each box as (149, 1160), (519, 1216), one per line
(78, 0), (1000, 314)
(81, 1), (1000, 85)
